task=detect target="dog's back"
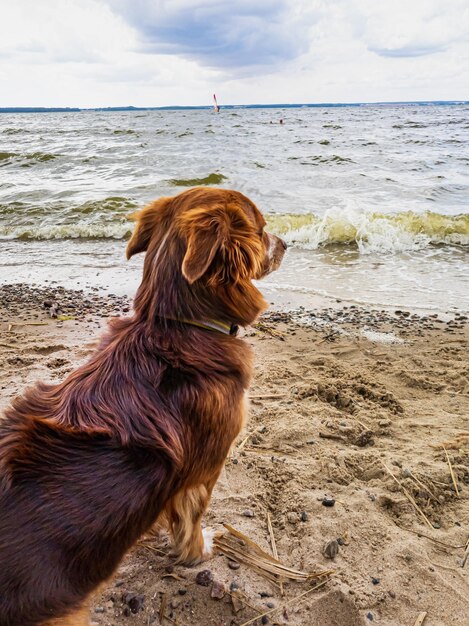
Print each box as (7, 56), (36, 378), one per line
(0, 408), (175, 626)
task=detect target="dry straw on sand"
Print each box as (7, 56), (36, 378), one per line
(213, 523), (333, 585)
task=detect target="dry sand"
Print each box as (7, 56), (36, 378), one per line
(1, 285), (468, 626)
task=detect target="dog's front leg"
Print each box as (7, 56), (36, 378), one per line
(166, 475), (220, 565)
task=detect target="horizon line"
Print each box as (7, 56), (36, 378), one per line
(0, 99), (468, 113)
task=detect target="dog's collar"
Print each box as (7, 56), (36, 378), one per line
(164, 317), (239, 336)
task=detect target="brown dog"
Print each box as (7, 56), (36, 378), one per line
(0, 188), (286, 626)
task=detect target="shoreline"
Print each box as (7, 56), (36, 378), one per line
(1, 283), (468, 625)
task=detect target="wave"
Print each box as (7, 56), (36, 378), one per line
(0, 197), (137, 240)
(1, 202), (468, 252)
(167, 172), (227, 186)
(0, 151), (59, 166)
(266, 210), (469, 252)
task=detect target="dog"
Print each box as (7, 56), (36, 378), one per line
(0, 187), (286, 626)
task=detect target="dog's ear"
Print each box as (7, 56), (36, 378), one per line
(181, 204), (263, 284)
(126, 197), (170, 259)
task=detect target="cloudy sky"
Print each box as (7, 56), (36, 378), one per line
(0, 0), (468, 107)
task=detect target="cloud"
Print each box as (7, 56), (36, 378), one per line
(370, 45), (445, 58)
(0, 0), (468, 107)
(105, 0), (319, 72)
(353, 0), (469, 59)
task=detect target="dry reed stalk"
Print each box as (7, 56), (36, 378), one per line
(412, 612), (427, 626)
(409, 473), (439, 503)
(254, 322), (285, 338)
(250, 393), (284, 400)
(267, 513), (284, 595)
(214, 524), (333, 584)
(10, 322), (48, 326)
(443, 446), (460, 497)
(159, 592), (167, 624)
(395, 523), (467, 549)
(461, 537), (469, 568)
(319, 431), (346, 441)
(237, 427), (262, 450)
(382, 463), (433, 530)
(239, 579), (328, 626)
(228, 589), (262, 613)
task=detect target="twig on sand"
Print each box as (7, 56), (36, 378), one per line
(9, 322), (48, 327)
(267, 512), (284, 595)
(250, 393), (284, 400)
(237, 427), (262, 450)
(253, 321), (285, 339)
(408, 472), (439, 504)
(319, 431), (346, 442)
(412, 612), (427, 626)
(159, 592), (167, 624)
(395, 523), (467, 549)
(443, 446), (460, 497)
(239, 579), (328, 626)
(461, 537), (469, 568)
(382, 463), (433, 530)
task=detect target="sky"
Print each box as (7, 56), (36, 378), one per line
(0, 0), (468, 107)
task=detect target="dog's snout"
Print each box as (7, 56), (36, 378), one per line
(280, 238), (287, 251)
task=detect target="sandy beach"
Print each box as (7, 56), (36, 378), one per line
(1, 284), (468, 625)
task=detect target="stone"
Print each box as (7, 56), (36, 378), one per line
(196, 569), (214, 586)
(211, 580), (226, 599)
(322, 539), (339, 559)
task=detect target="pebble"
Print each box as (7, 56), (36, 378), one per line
(286, 512), (298, 524)
(266, 601), (275, 608)
(211, 580), (226, 599)
(228, 561), (240, 570)
(242, 509), (255, 518)
(371, 577), (380, 585)
(195, 569), (214, 586)
(229, 581), (240, 592)
(322, 497), (335, 507)
(178, 588), (187, 596)
(300, 511), (309, 522)
(367, 612), (374, 621)
(261, 617), (269, 625)
(94, 607), (105, 613)
(121, 592), (145, 614)
(322, 539), (339, 559)
(1, 284), (131, 322)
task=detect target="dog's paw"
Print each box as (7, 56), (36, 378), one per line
(202, 527), (223, 560)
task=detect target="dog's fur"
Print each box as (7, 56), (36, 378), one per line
(0, 188), (286, 626)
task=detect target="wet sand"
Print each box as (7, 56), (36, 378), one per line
(1, 284), (468, 626)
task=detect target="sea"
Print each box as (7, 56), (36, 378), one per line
(1, 105), (468, 314)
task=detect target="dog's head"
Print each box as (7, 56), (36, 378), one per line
(127, 188), (286, 325)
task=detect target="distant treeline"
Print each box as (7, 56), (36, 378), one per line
(1, 101), (468, 113)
